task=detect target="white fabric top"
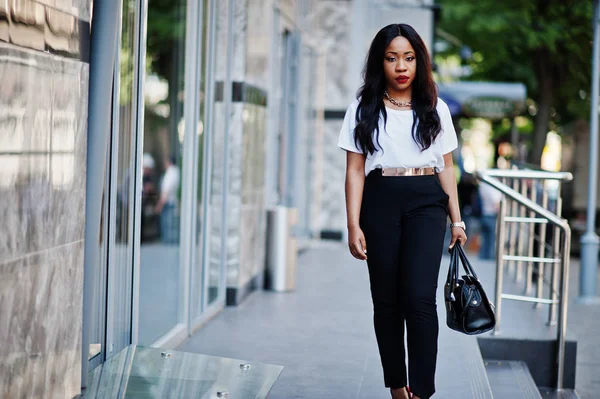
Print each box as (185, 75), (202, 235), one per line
(161, 164), (180, 205)
(479, 182), (503, 216)
(337, 98), (458, 176)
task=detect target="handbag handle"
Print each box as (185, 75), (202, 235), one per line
(455, 243), (479, 280)
(445, 244), (460, 301)
(445, 243), (479, 302)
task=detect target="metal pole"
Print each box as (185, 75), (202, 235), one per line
(492, 197), (507, 335)
(516, 181), (528, 283)
(525, 182), (536, 294)
(580, 0), (600, 302)
(549, 189), (562, 325)
(81, 0), (121, 388)
(509, 177), (519, 276)
(535, 183), (549, 308)
(557, 228), (572, 390)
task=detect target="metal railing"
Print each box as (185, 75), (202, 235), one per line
(475, 168), (573, 390)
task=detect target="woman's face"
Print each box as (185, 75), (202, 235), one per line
(383, 36), (417, 93)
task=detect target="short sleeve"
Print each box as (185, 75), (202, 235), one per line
(337, 102), (363, 154)
(438, 100), (458, 154)
(161, 168), (180, 196)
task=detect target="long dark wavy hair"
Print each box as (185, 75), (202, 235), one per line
(355, 23), (441, 155)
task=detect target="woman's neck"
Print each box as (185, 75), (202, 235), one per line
(385, 86), (412, 102)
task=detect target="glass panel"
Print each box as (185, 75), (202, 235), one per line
(107, 0), (138, 356)
(205, 0), (229, 308)
(88, 155), (110, 370)
(84, 346), (283, 398)
(138, 0), (187, 344)
(192, 0), (210, 320)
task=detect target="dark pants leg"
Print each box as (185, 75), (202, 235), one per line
(360, 171), (448, 399)
(361, 211), (407, 389)
(400, 204), (447, 398)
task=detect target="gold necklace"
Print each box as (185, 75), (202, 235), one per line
(384, 90), (412, 107)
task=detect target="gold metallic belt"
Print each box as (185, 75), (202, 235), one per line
(380, 167), (435, 176)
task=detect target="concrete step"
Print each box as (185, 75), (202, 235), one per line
(485, 360), (542, 399)
(474, 257), (577, 390)
(538, 387), (580, 398)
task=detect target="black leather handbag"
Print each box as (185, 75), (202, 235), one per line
(444, 243), (496, 335)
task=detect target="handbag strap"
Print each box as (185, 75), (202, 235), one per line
(445, 246), (454, 284)
(456, 243), (479, 280)
(445, 244), (460, 301)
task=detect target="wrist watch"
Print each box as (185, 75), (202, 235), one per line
(450, 221), (466, 231)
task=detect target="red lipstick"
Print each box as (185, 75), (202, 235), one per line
(396, 75), (409, 84)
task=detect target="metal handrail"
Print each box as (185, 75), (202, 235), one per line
(476, 171), (569, 228)
(483, 169), (573, 181)
(475, 169), (572, 390)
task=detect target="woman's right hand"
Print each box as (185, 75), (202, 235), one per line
(348, 225), (367, 260)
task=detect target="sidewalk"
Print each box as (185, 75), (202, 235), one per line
(180, 240), (382, 398)
(178, 240), (600, 398)
(179, 241), (491, 398)
(561, 257), (600, 399)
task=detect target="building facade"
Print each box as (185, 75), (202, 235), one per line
(1, 0), (326, 396)
(0, 0), (436, 396)
(1, 0), (91, 396)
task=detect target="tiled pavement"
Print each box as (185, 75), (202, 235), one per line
(563, 257), (600, 399)
(179, 241), (490, 398)
(180, 240), (387, 398)
(178, 240), (600, 398)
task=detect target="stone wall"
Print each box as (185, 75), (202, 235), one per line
(0, 0), (91, 395)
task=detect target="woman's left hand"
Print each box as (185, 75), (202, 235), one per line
(449, 226), (467, 249)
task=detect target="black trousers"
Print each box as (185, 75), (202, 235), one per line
(359, 169), (449, 399)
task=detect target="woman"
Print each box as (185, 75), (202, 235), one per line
(337, 24), (467, 399)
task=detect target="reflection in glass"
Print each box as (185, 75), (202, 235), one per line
(192, 0), (210, 320)
(89, 167), (108, 370)
(83, 346), (283, 398)
(138, 0), (187, 344)
(108, 0), (137, 357)
(205, 0), (229, 309)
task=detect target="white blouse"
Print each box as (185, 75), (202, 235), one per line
(337, 98), (458, 176)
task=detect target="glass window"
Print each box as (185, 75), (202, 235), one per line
(89, 165), (108, 370)
(90, 0), (139, 367)
(192, 0), (210, 320)
(203, 0), (230, 310)
(107, 0), (138, 355)
(138, 0), (187, 345)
